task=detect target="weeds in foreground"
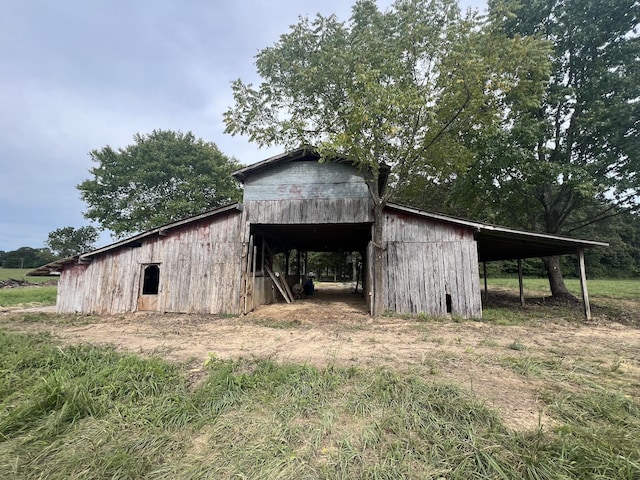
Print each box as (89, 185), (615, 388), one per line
(1, 329), (639, 479)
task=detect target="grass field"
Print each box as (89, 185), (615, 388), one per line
(1, 279), (639, 478)
(0, 328), (638, 479)
(0, 286), (57, 308)
(487, 277), (640, 299)
(0, 268), (58, 308)
(0, 268), (57, 284)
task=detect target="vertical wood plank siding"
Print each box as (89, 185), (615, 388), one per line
(245, 198), (374, 224)
(244, 160), (374, 224)
(243, 161), (371, 201)
(56, 211), (243, 314)
(242, 161), (374, 308)
(382, 210), (482, 318)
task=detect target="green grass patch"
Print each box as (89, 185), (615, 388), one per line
(487, 277), (640, 299)
(480, 307), (531, 325)
(1, 329), (639, 478)
(0, 286), (57, 308)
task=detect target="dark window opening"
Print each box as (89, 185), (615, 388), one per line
(142, 265), (160, 295)
(445, 293), (452, 314)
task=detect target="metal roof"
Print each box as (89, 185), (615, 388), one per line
(28, 181), (608, 276)
(28, 201), (607, 276)
(232, 148), (319, 183)
(27, 203), (243, 276)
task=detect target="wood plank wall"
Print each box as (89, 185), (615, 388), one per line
(382, 210), (482, 318)
(243, 160), (371, 201)
(244, 160), (374, 224)
(245, 198), (374, 225)
(56, 211), (244, 315)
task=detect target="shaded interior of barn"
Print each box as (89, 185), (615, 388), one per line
(249, 223), (372, 312)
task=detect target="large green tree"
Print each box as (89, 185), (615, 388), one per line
(45, 226), (99, 257)
(454, 0), (639, 295)
(78, 130), (242, 237)
(224, 0), (549, 314)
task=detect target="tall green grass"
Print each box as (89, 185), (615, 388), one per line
(1, 329), (638, 479)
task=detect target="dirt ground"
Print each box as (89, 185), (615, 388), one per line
(3, 283), (640, 432)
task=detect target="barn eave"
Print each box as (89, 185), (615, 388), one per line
(27, 203), (243, 276)
(385, 203), (608, 261)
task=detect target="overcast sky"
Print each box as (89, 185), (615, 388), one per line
(1, 0), (486, 252)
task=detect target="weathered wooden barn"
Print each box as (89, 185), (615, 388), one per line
(30, 149), (606, 318)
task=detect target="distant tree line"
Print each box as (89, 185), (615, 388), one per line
(0, 226), (100, 269)
(0, 247), (58, 269)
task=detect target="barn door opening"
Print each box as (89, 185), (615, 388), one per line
(246, 223), (371, 313)
(138, 264), (160, 311)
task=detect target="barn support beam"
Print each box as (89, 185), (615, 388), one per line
(518, 258), (525, 307)
(577, 248), (591, 321)
(483, 261), (488, 301)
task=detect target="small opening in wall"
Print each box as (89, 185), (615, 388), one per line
(445, 293), (452, 314)
(142, 265), (160, 295)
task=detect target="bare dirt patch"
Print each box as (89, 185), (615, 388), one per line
(3, 283), (639, 433)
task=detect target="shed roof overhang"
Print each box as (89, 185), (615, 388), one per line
(27, 255), (82, 276)
(386, 204), (608, 262)
(29, 201), (608, 277)
(232, 147), (391, 195)
(27, 203), (243, 276)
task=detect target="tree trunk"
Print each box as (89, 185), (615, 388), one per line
(542, 255), (574, 298)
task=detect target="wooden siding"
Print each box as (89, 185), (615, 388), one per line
(56, 211), (244, 315)
(246, 198), (374, 224)
(381, 210), (482, 318)
(243, 160), (370, 201)
(252, 276), (278, 306)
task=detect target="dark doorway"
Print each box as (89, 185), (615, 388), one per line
(138, 264), (160, 311)
(142, 265), (160, 294)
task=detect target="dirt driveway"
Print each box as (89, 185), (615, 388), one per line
(3, 283), (639, 432)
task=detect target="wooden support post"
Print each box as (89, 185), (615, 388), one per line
(518, 258), (525, 307)
(251, 245), (257, 312)
(578, 248), (592, 321)
(285, 250), (290, 276)
(243, 235), (254, 314)
(483, 262), (488, 302)
(280, 273), (295, 303)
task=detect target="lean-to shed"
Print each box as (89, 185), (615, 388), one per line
(30, 149), (607, 318)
